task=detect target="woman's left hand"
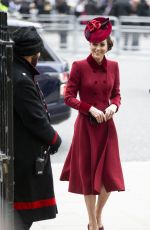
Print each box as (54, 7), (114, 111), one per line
(104, 104), (117, 122)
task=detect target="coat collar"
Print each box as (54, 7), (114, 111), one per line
(14, 55), (40, 80)
(87, 54), (107, 71)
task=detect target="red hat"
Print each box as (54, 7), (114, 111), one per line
(84, 17), (112, 43)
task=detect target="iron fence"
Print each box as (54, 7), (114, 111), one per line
(0, 11), (14, 230)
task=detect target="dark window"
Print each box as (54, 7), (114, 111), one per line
(39, 47), (54, 61)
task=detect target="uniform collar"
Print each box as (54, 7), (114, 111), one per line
(14, 55), (40, 79)
(87, 54), (107, 71)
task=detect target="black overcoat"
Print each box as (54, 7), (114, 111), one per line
(12, 56), (60, 223)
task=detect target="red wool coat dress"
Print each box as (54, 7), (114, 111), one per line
(60, 54), (125, 195)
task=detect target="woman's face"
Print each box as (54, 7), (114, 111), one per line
(90, 40), (108, 61)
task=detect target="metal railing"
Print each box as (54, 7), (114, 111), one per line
(8, 14), (150, 55)
(0, 11), (14, 230)
(119, 16), (150, 33)
(118, 16), (150, 52)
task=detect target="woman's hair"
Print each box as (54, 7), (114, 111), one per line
(107, 36), (113, 51)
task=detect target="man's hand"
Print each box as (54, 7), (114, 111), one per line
(50, 135), (62, 155)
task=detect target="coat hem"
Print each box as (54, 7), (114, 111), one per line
(17, 206), (58, 223)
(67, 187), (125, 195)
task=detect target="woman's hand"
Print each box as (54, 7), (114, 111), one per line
(89, 106), (105, 123)
(104, 104), (117, 121)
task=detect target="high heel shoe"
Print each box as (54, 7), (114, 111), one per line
(88, 224), (103, 230)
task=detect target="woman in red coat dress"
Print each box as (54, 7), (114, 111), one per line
(60, 17), (125, 230)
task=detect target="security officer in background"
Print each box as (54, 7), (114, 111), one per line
(11, 26), (61, 230)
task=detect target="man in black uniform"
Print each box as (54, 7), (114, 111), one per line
(11, 26), (61, 230)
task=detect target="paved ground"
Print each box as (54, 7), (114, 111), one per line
(31, 162), (150, 230)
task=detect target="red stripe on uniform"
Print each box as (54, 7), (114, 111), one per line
(51, 132), (58, 145)
(14, 197), (56, 210)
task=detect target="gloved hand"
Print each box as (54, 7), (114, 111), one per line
(49, 134), (62, 155)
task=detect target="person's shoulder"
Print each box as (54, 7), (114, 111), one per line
(12, 63), (32, 87)
(107, 58), (118, 66)
(107, 59), (119, 71)
(72, 58), (88, 68)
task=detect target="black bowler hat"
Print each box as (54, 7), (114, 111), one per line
(12, 26), (44, 56)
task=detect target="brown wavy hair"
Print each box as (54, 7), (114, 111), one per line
(107, 36), (113, 51)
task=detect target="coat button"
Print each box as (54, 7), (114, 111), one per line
(103, 80), (106, 84)
(94, 81), (97, 84)
(93, 92), (97, 95)
(94, 103), (97, 106)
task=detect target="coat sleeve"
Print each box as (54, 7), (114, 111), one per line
(65, 62), (91, 115)
(14, 78), (60, 145)
(110, 62), (121, 110)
